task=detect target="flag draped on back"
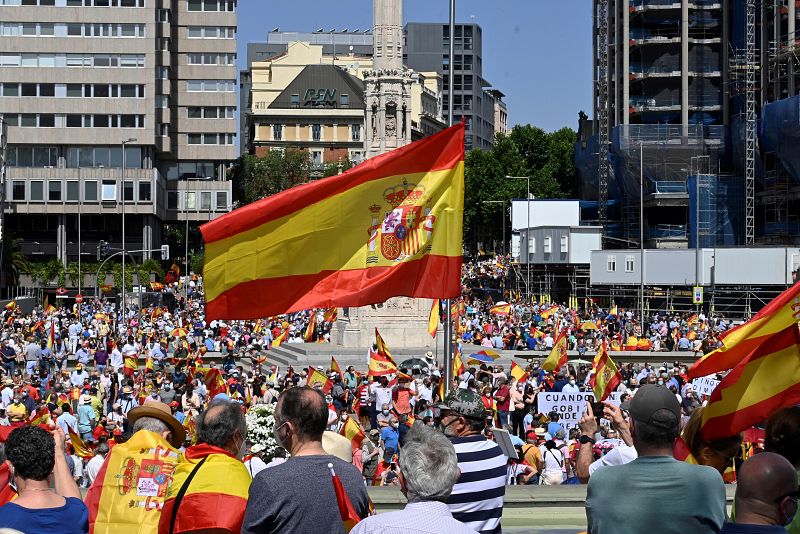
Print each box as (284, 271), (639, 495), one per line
(339, 417), (366, 452)
(589, 341), (621, 401)
(689, 281), (800, 378)
(200, 124), (465, 320)
(86, 430), (181, 534)
(701, 324), (800, 440)
(157, 445), (251, 534)
(190, 367), (227, 399)
(428, 299), (440, 338)
(123, 356), (137, 377)
(542, 331), (568, 373)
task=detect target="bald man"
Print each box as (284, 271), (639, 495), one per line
(721, 452), (799, 533)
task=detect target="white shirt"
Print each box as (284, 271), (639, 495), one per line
(265, 457), (286, 469)
(244, 456), (268, 478)
(588, 444), (638, 476)
(85, 454), (105, 485)
(109, 349), (123, 369)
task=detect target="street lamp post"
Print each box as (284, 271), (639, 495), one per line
(507, 176), (531, 301)
(481, 200), (507, 255)
(640, 143), (645, 328)
(443, 0), (456, 396)
(120, 138), (136, 324)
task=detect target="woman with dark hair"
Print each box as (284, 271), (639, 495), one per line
(0, 425), (87, 533)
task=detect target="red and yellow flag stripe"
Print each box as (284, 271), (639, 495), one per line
(201, 124), (465, 320)
(589, 341), (621, 402)
(701, 324), (800, 440)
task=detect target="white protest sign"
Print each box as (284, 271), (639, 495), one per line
(537, 391), (623, 431)
(691, 375), (720, 397)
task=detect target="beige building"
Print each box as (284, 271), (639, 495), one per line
(0, 0), (236, 266)
(488, 89), (508, 136)
(243, 38), (445, 167)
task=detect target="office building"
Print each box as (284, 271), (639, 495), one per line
(0, 0), (237, 267)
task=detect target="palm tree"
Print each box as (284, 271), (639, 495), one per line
(2, 233), (31, 287)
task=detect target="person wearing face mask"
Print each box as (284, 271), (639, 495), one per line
(159, 380), (177, 405)
(242, 387), (370, 534)
(510, 380), (526, 437)
(7, 394), (28, 423)
(158, 399), (251, 534)
(380, 416), (400, 453)
(721, 452), (799, 533)
(563, 375), (581, 394)
(436, 388), (506, 534)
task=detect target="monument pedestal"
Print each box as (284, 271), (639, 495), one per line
(335, 297), (437, 349)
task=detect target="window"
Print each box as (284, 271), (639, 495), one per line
(351, 124), (361, 142)
(48, 181), (62, 201)
(560, 235), (568, 253)
(187, 0), (201, 10)
(66, 181), (79, 201)
(290, 94), (299, 107)
(20, 114), (37, 127)
(138, 182), (151, 202)
(340, 93), (349, 107)
(215, 191), (227, 210)
(528, 236), (535, 254)
(607, 255), (617, 272)
(310, 150), (323, 166)
(185, 192), (196, 210)
(200, 191), (212, 210)
(272, 124), (282, 141)
(30, 181), (44, 201)
(188, 134), (202, 145)
(101, 180), (116, 201)
(625, 255), (635, 273)
(157, 8), (170, 22)
(311, 124), (321, 141)
(156, 95), (168, 108)
(167, 191), (178, 210)
(21, 83), (37, 96)
(157, 123), (169, 136)
(543, 236), (552, 254)
(123, 180), (134, 201)
(84, 181), (97, 202)
(11, 181), (25, 201)
(38, 114), (55, 128)
(2, 84), (19, 97)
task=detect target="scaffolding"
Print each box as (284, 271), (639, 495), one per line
(596, 0), (611, 232)
(745, 0), (756, 244)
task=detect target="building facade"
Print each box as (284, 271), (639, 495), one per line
(404, 22), (502, 150)
(0, 0), (236, 267)
(242, 38), (444, 165)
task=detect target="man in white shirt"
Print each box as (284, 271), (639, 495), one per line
(576, 401), (637, 483)
(85, 442), (109, 486)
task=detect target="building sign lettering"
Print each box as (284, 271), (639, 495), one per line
(303, 88), (337, 107)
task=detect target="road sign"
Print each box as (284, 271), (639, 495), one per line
(75, 294), (84, 304)
(692, 286), (704, 305)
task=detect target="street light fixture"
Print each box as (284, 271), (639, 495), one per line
(120, 137), (137, 325)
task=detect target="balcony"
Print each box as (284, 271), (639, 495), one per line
(164, 180), (232, 223)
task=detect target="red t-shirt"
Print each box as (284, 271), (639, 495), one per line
(495, 385), (511, 411)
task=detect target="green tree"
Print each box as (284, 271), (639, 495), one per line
(230, 149), (312, 205)
(2, 234), (31, 286)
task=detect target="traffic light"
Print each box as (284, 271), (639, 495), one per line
(161, 244), (170, 260)
(97, 240), (108, 261)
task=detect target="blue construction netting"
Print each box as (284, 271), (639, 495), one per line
(688, 174), (744, 247)
(760, 95), (800, 183)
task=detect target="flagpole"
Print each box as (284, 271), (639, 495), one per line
(443, 0), (456, 396)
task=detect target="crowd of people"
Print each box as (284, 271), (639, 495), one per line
(0, 266), (796, 534)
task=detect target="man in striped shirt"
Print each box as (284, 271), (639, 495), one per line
(437, 389), (506, 534)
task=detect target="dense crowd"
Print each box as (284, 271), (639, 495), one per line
(0, 266), (797, 534)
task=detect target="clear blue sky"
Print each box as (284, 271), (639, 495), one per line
(236, 0), (593, 133)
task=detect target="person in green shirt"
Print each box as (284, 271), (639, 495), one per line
(765, 406), (800, 534)
(585, 384), (726, 534)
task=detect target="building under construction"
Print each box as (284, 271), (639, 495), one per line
(569, 0), (800, 317)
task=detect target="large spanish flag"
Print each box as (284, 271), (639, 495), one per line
(510, 361), (529, 383)
(201, 124), (465, 320)
(689, 281), (800, 378)
(339, 416), (366, 452)
(86, 430), (182, 533)
(589, 341), (621, 401)
(701, 324), (800, 440)
(158, 445), (251, 534)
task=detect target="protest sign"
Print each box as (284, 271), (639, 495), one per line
(537, 391), (623, 430)
(691, 375), (720, 397)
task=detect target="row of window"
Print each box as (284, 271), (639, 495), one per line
(5, 145), (145, 168)
(187, 106), (236, 119)
(0, 83), (144, 98)
(9, 179), (152, 203)
(187, 26), (235, 39)
(0, 22), (145, 37)
(442, 74), (474, 92)
(0, 53), (144, 68)
(3, 114), (145, 128)
(527, 236), (569, 255)
(187, 53), (236, 66)
(187, 0), (235, 11)
(0, 0), (144, 6)
(187, 133), (235, 145)
(269, 124), (361, 142)
(606, 255), (637, 273)
(186, 79), (235, 93)
(441, 54), (474, 72)
(167, 190), (230, 211)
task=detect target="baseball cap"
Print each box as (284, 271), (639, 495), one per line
(620, 384), (681, 426)
(434, 388), (487, 421)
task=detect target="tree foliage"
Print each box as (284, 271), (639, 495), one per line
(463, 124), (578, 254)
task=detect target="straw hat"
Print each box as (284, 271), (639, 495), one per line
(127, 400), (185, 447)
